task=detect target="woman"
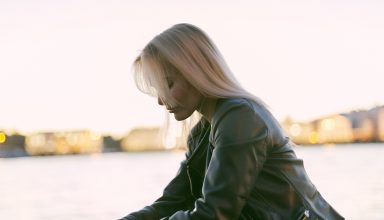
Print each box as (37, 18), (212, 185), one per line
(119, 23), (344, 220)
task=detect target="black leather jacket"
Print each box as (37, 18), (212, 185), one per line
(120, 98), (344, 220)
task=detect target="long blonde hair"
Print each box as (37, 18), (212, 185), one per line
(132, 23), (265, 146)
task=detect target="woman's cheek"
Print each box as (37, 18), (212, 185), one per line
(171, 88), (185, 104)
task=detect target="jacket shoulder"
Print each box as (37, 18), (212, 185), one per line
(210, 98), (269, 146)
(212, 98), (288, 148)
(212, 98), (267, 127)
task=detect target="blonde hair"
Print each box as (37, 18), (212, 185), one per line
(132, 23), (266, 146)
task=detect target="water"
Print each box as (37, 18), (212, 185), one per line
(0, 144), (383, 220)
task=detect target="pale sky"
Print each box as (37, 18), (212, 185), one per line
(1, 0), (383, 135)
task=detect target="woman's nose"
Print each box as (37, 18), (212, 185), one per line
(158, 97), (164, 106)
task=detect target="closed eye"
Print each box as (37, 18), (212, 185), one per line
(166, 77), (174, 88)
(167, 81), (174, 88)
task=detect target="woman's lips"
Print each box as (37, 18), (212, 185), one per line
(167, 107), (178, 113)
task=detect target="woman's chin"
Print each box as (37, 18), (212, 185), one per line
(173, 112), (190, 121)
(173, 114), (186, 121)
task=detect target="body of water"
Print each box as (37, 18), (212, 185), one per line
(0, 143), (383, 219)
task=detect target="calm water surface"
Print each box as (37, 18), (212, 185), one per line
(0, 144), (383, 219)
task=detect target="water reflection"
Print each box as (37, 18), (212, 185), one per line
(0, 144), (383, 220)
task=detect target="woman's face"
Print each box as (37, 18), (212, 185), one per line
(157, 70), (202, 121)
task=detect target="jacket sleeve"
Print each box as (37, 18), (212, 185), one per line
(118, 122), (208, 220)
(167, 101), (269, 220)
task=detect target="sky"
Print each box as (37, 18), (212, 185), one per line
(1, 0), (383, 135)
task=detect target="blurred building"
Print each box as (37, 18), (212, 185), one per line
(313, 115), (354, 144)
(282, 115), (354, 145)
(281, 117), (316, 145)
(121, 127), (164, 151)
(343, 106), (384, 142)
(368, 106), (384, 142)
(0, 131), (28, 157)
(102, 135), (122, 152)
(25, 130), (102, 156)
(283, 105), (384, 145)
(378, 107), (384, 141)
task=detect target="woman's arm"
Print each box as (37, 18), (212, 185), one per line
(118, 121), (208, 220)
(167, 101), (269, 220)
(118, 157), (193, 220)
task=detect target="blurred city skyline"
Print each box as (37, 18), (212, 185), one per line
(1, 0), (383, 135)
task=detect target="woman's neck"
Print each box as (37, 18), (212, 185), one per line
(197, 97), (218, 123)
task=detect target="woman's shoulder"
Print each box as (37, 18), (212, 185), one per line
(215, 97), (250, 114)
(211, 98), (264, 131)
(212, 97), (282, 134)
(216, 97), (251, 107)
(213, 98), (266, 123)
(213, 97), (288, 147)
(209, 98), (271, 146)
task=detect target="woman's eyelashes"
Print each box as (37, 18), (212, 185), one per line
(167, 79), (174, 88)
